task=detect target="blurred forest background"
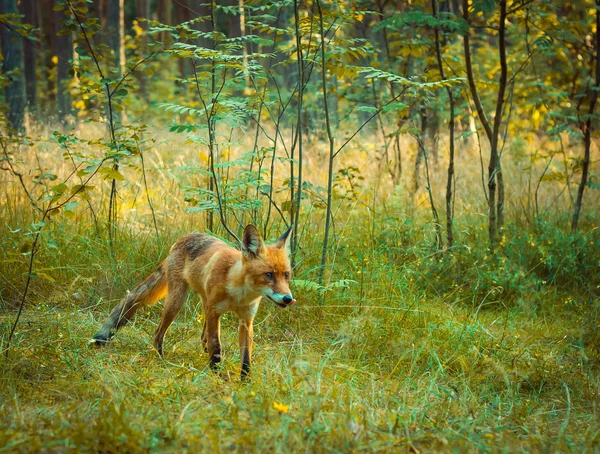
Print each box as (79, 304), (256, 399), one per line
(1, 0), (599, 451)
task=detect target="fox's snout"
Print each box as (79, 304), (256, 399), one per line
(282, 295), (295, 305)
(277, 293), (296, 307)
(263, 289), (295, 308)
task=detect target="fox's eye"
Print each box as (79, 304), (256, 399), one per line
(285, 272), (290, 280)
(265, 272), (274, 280)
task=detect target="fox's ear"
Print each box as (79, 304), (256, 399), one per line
(242, 225), (265, 258)
(274, 225), (292, 253)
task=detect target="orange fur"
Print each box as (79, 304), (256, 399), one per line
(91, 225), (295, 379)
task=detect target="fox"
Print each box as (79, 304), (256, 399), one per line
(90, 224), (295, 379)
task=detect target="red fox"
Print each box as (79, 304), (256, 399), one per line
(91, 225), (295, 379)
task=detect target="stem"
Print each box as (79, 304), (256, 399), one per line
(316, 0), (335, 287)
(292, 0), (305, 260)
(572, 0), (600, 232)
(421, 134), (442, 250)
(432, 0), (455, 249)
(139, 144), (159, 242)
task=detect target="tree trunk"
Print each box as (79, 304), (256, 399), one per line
(106, 0), (125, 74)
(225, 0), (242, 38)
(463, 0), (508, 250)
(53, 8), (73, 122)
(572, 0), (600, 232)
(491, 0), (507, 238)
(433, 0), (456, 249)
(316, 0), (335, 287)
(174, 0), (191, 82)
(135, 0), (150, 98)
(106, 0), (124, 123)
(291, 0), (304, 260)
(20, 0), (38, 111)
(0, 0), (26, 132)
(157, 0), (172, 41)
(37, 0), (56, 110)
(413, 107), (427, 192)
(192, 3), (213, 50)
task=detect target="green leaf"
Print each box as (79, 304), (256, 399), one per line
(63, 201), (79, 211)
(52, 183), (68, 196)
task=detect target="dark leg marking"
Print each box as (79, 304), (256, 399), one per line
(209, 343), (221, 370)
(241, 350), (251, 381)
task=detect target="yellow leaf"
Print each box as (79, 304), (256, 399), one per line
(51, 55), (58, 65)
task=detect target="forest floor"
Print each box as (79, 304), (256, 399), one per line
(1, 228), (598, 452)
(1, 124), (599, 452)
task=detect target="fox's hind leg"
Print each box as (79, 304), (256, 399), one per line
(153, 277), (189, 356)
(91, 264), (167, 345)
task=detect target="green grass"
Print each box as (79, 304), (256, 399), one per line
(1, 125), (599, 451)
(1, 223), (599, 452)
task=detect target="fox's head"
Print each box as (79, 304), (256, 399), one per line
(241, 225), (295, 308)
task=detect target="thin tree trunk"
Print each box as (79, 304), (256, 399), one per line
(463, 0), (507, 249)
(377, 1), (402, 182)
(135, 0), (150, 99)
(316, 0), (335, 286)
(207, 3), (216, 231)
(0, 0), (26, 132)
(106, 0), (124, 243)
(292, 0), (304, 259)
(158, 0), (172, 41)
(492, 0), (507, 237)
(432, 0), (455, 249)
(421, 135), (442, 250)
(414, 107), (427, 192)
(21, 0), (38, 111)
(226, 0), (242, 38)
(106, 0), (125, 79)
(572, 0), (600, 232)
(54, 8), (73, 122)
(239, 0), (248, 87)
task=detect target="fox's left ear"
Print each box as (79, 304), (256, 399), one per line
(274, 225), (293, 253)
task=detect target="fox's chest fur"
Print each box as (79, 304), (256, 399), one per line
(181, 244), (262, 318)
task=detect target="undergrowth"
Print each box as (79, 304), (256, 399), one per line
(1, 124), (599, 452)
(1, 213), (599, 451)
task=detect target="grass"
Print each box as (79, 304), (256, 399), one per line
(1, 124), (599, 452)
(1, 275), (598, 451)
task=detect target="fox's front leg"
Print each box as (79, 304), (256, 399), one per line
(238, 318), (254, 380)
(201, 318), (208, 353)
(205, 311), (222, 369)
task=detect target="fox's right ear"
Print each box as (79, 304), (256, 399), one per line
(274, 225), (292, 253)
(242, 225), (265, 259)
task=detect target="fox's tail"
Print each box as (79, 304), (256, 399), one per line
(91, 262), (168, 345)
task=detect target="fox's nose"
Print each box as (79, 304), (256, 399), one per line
(282, 295), (294, 305)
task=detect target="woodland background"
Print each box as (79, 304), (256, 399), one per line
(0, 0), (599, 451)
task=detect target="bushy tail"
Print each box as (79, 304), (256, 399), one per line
(91, 262), (168, 345)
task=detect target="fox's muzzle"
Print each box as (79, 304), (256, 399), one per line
(264, 291), (296, 308)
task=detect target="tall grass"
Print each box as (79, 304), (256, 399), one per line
(1, 122), (599, 451)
